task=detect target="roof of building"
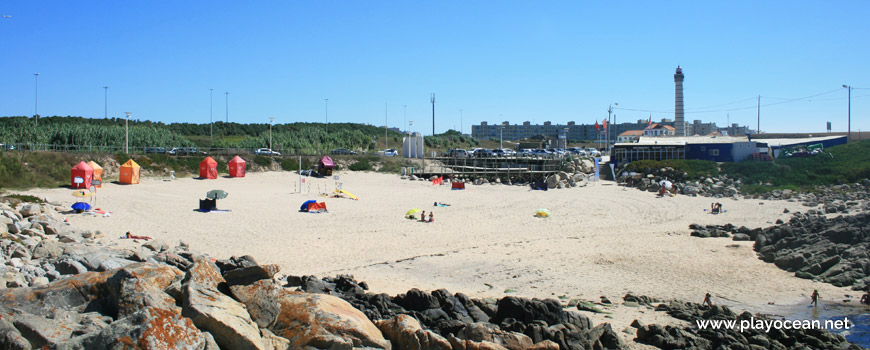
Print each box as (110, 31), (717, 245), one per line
(619, 130), (645, 137)
(754, 135), (846, 147)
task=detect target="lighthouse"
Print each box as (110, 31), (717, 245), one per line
(674, 66), (685, 137)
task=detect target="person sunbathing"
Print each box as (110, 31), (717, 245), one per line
(125, 231), (153, 240)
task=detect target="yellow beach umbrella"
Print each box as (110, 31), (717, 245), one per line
(405, 208), (422, 219)
(72, 189), (93, 198)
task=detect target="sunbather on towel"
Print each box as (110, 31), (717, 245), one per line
(124, 231), (153, 240)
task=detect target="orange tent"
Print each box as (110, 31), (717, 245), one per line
(199, 157), (218, 179)
(87, 161), (103, 188)
(119, 159), (140, 184)
(70, 161), (93, 189)
(228, 156), (246, 178)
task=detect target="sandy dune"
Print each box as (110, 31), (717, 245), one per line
(20, 171), (861, 343)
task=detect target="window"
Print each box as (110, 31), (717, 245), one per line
(700, 146), (706, 151)
(710, 149), (719, 156)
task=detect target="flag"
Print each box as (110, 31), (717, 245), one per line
(594, 121), (599, 131)
(602, 118), (608, 130)
(647, 115), (652, 130)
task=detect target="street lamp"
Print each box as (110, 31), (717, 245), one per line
(104, 86), (108, 119)
(33, 73), (39, 125)
(209, 88), (214, 140)
(124, 112), (132, 153)
(843, 85), (853, 141)
(499, 126), (505, 149)
(269, 117), (275, 151)
(607, 103), (618, 151)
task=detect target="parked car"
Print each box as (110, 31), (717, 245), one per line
(330, 148), (358, 155)
(145, 147), (166, 154)
(585, 148), (601, 157)
(567, 147), (588, 157)
(517, 149), (535, 157)
(474, 149), (494, 157)
(174, 147), (206, 155)
(502, 148), (516, 156)
(0, 143), (15, 151)
(444, 148), (468, 158)
(532, 149), (552, 157)
(255, 148), (281, 156)
(382, 149), (399, 156)
(491, 148), (506, 157)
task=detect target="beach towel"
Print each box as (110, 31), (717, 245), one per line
(451, 182), (465, 190)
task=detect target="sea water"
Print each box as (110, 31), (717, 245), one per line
(782, 302), (869, 348)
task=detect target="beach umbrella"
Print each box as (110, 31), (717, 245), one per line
(71, 202), (91, 212)
(206, 190), (228, 200)
(405, 208), (422, 218)
(535, 208), (551, 218)
(72, 189), (93, 198)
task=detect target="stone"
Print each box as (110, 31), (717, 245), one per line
(223, 264), (281, 287)
(64, 307), (207, 350)
(143, 239), (169, 252)
(58, 231), (84, 244)
(230, 279), (389, 349)
(376, 314), (451, 350)
(55, 258), (89, 275)
(31, 240), (63, 259)
(107, 263), (184, 318)
(446, 334), (508, 350)
(19, 204), (40, 217)
(0, 316), (31, 350)
(182, 258), (266, 350)
(457, 323), (533, 350)
(12, 313), (73, 348)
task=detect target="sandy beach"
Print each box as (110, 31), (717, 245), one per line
(19, 171), (863, 344)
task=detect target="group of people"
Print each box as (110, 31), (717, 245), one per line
(658, 179), (679, 197)
(417, 210), (435, 223)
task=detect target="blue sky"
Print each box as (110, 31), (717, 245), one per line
(1, 1), (867, 134)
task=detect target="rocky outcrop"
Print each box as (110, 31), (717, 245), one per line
(689, 211), (869, 291)
(635, 300), (861, 350)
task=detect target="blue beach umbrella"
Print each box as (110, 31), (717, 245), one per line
(300, 200), (317, 212)
(71, 202), (91, 211)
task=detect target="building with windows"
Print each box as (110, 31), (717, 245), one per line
(617, 130), (644, 143)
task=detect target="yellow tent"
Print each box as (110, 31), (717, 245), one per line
(334, 189), (358, 200)
(120, 159), (140, 184)
(87, 161), (103, 188)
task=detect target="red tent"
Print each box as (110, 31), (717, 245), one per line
(228, 156), (246, 178)
(318, 156), (335, 176)
(199, 157), (218, 179)
(70, 161), (94, 189)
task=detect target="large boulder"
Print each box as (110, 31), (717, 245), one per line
(182, 258), (266, 350)
(375, 314), (450, 350)
(230, 279), (390, 349)
(457, 323), (533, 350)
(58, 307), (207, 350)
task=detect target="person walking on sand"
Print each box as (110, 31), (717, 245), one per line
(703, 293), (713, 307)
(810, 289), (820, 307)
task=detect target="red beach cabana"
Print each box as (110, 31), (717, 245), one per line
(199, 157), (218, 179)
(228, 156), (246, 178)
(70, 161), (93, 189)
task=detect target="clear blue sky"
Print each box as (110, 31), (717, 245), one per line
(1, 1), (867, 134)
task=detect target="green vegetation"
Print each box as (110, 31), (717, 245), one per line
(721, 139), (870, 192)
(0, 152), (72, 189)
(1, 194), (46, 203)
(348, 157), (374, 171)
(423, 130), (482, 151)
(622, 159), (720, 179)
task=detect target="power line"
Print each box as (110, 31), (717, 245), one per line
(614, 87), (849, 115)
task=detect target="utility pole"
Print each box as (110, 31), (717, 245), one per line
(431, 93), (436, 135)
(34, 73), (39, 126)
(209, 88), (214, 140)
(756, 95), (760, 135)
(269, 117), (275, 151)
(843, 85), (852, 141)
(225, 92), (229, 123)
(124, 112), (132, 153)
(385, 102), (389, 150)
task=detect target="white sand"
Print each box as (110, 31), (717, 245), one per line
(20, 171), (862, 346)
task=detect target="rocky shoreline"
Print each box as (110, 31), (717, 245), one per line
(1, 199), (864, 349)
(690, 210), (870, 292)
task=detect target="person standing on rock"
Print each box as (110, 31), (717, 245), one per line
(811, 289), (820, 307)
(703, 293), (713, 307)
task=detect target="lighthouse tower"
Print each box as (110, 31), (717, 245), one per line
(674, 66), (685, 136)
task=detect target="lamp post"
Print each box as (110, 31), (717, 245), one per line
(33, 73), (39, 125)
(124, 112), (131, 153)
(607, 103), (618, 151)
(209, 88), (214, 140)
(269, 117), (275, 151)
(104, 86), (108, 119)
(409, 120), (414, 157)
(843, 85), (853, 141)
(500, 126), (504, 149)
(460, 109), (463, 135)
(324, 98), (329, 134)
